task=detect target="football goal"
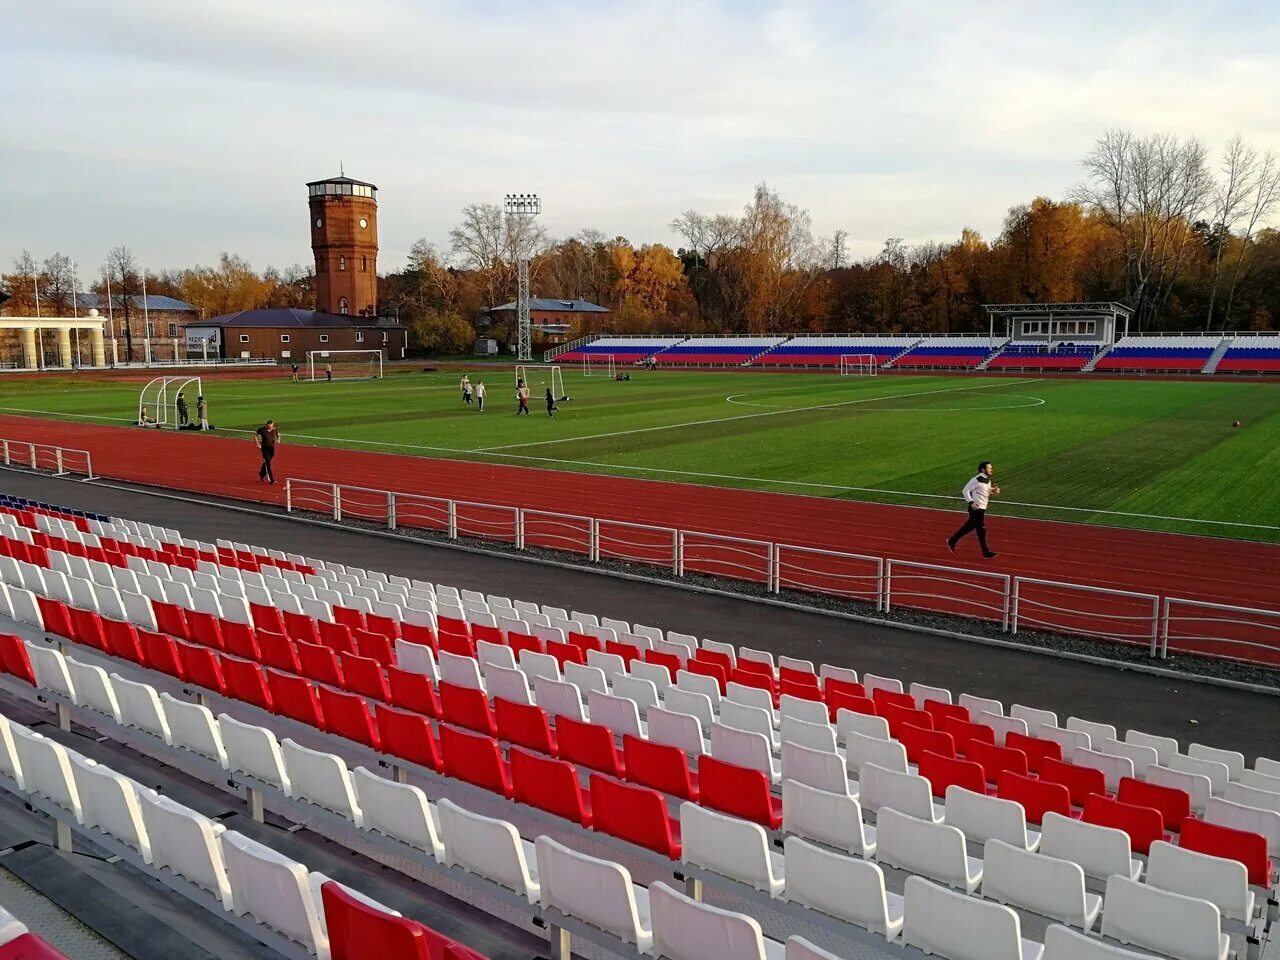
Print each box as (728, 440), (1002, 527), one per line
(138, 376), (202, 428)
(839, 354), (879, 376)
(515, 364), (567, 401)
(583, 354), (615, 378)
(307, 350), (383, 381)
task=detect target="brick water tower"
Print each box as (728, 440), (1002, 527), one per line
(307, 173), (379, 316)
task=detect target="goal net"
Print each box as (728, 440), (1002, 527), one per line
(308, 350), (383, 381)
(582, 354), (615, 378)
(839, 354), (879, 376)
(137, 376), (202, 428)
(516, 364), (567, 401)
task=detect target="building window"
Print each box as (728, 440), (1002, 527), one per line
(339, 298), (349, 315)
(319, 334), (329, 343)
(361, 256), (367, 272)
(167, 322), (178, 337)
(146, 322), (154, 337)
(356, 331), (364, 343)
(339, 256), (346, 271)
(239, 334), (249, 343)
(280, 335), (290, 343)
(119, 321), (128, 335)
(382, 331), (388, 343)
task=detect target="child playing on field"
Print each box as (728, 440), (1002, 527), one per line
(545, 387), (558, 417)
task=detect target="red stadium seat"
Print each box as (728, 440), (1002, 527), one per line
(36, 598), (74, 640)
(221, 621), (261, 663)
(735, 658), (773, 679)
(779, 679), (823, 702)
(318, 620), (357, 656)
(139, 630), (184, 679)
(622, 734), (698, 801)
(175, 642), (226, 696)
(641, 649), (680, 680)
(282, 610), (321, 646)
(1081, 794), (1165, 855)
(1117, 777), (1190, 831)
(400, 622), (437, 649)
(297, 642), (345, 687)
(824, 677), (866, 700)
(966, 740), (1029, 785)
(556, 716), (625, 778)
(1179, 817), (1272, 888)
(151, 601), (189, 641)
(438, 633), (477, 659)
(1039, 758), (1107, 808)
(0, 634), (36, 687)
(828, 691), (877, 723)
(939, 716), (996, 756)
(506, 631), (545, 660)
(386, 666), (440, 718)
(997, 771), (1073, 825)
(103, 619), (145, 663)
(693, 648), (732, 673)
(364, 613), (400, 641)
(494, 698), (557, 756)
(898, 723), (955, 764)
(545, 639), (584, 670)
(440, 725), (512, 799)
(872, 689), (916, 711)
(437, 616), (469, 638)
(183, 611), (223, 650)
(374, 704), (440, 770)
(730, 668), (778, 705)
(257, 630), (301, 675)
(685, 658), (727, 693)
(566, 631), (600, 656)
(779, 667), (819, 689)
(605, 641), (642, 669)
(267, 670), (325, 728)
(438, 681), (497, 737)
(588, 774), (681, 858)
(1004, 731), (1062, 774)
(321, 880), (434, 960)
(221, 657), (273, 712)
(249, 603), (286, 636)
(699, 756), (781, 829)
(922, 700), (969, 725)
(331, 606), (367, 632)
(69, 608), (106, 651)
(881, 703), (933, 739)
(918, 751), (988, 798)
(510, 747), (591, 827)
(354, 630), (395, 666)
(470, 623), (504, 647)
(339, 653), (391, 704)
(316, 687), (381, 750)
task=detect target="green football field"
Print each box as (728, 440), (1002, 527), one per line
(3, 367), (1280, 541)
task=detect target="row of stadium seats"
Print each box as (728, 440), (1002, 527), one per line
(986, 343), (1100, 371)
(0, 496), (1275, 959)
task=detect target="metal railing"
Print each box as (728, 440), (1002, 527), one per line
(284, 477), (1280, 667)
(0, 439), (95, 480)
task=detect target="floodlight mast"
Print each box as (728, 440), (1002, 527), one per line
(504, 193), (541, 362)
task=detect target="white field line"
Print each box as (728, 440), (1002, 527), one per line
(2, 395), (1277, 533)
(475, 379), (1046, 452)
(726, 392), (1047, 412)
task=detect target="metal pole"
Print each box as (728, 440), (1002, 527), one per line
(504, 194), (541, 362)
(387, 492), (397, 531)
(332, 483), (342, 522)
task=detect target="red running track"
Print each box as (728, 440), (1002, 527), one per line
(3, 414), (1278, 652)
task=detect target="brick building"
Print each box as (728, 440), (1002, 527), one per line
(187, 308), (406, 362)
(484, 298), (611, 348)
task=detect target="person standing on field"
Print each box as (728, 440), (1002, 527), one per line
(176, 392), (189, 426)
(291, 362), (300, 383)
(461, 374), (472, 404)
(545, 387), (558, 417)
(516, 379), (530, 415)
(947, 460), (1000, 559)
(255, 419), (281, 484)
(196, 395), (209, 431)
(474, 380), (486, 412)
(325, 362), (333, 382)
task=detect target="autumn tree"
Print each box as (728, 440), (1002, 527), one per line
(177, 253), (275, 318)
(448, 203), (550, 310)
(100, 246), (141, 360)
(610, 243), (686, 327)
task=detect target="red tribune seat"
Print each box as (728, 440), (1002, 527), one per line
(438, 633), (477, 659)
(828, 691), (877, 723)
(872, 688), (916, 711)
(386, 666), (440, 718)
(699, 756), (781, 829)
(32, 599), (70, 642)
(139, 630), (184, 679)
(69, 608), (106, 651)
(339, 653), (391, 704)
(1082, 794), (1165, 855)
(779, 667), (820, 689)
(297, 642), (345, 687)
(545, 639), (584, 670)
(605, 641), (642, 670)
(400, 622), (436, 649)
(331, 606), (366, 632)
(685, 658), (727, 694)
(898, 723), (956, 764)
(510, 746), (591, 827)
(364, 613), (400, 640)
(997, 771), (1072, 825)
(103, 619), (145, 663)
(1039, 758), (1108, 808)
(221, 621), (261, 663)
(318, 620), (357, 657)
(939, 716), (996, 756)
(282, 611), (321, 646)
(588, 774), (681, 858)
(0, 634), (36, 686)
(256, 630), (302, 675)
(354, 630), (395, 666)
(566, 631), (601, 656)
(1117, 777), (1191, 832)
(966, 739), (1029, 785)
(694, 649), (733, 673)
(556, 716), (625, 778)
(642, 649), (680, 681)
(151, 601), (189, 641)
(824, 677), (866, 700)
(373, 703), (439, 770)
(175, 642), (226, 696)
(1004, 731), (1062, 774)
(1179, 817), (1272, 888)
(470, 623), (504, 647)
(437, 616), (469, 638)
(780, 679), (823, 703)
(881, 703), (933, 739)
(184, 611), (223, 650)
(440, 724), (512, 799)
(249, 603), (286, 636)
(622, 734), (698, 801)
(0, 932), (69, 960)
(923, 700), (969, 725)
(507, 631), (545, 661)
(321, 879), (435, 960)
(494, 698), (556, 756)
(266, 670), (325, 728)
(730, 668), (778, 704)
(438, 681), (496, 737)
(919, 751), (988, 798)
(317, 687), (381, 750)
(221, 657), (273, 712)
(735, 658), (773, 679)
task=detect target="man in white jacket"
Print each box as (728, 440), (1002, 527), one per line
(947, 461), (1000, 559)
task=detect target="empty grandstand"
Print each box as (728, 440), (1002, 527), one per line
(890, 336), (1006, 370)
(1094, 335), (1222, 373)
(1216, 334), (1280, 374)
(986, 342), (1101, 371)
(752, 336), (921, 369)
(550, 336), (685, 364)
(654, 336), (787, 367)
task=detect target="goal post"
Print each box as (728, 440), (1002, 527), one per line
(516, 364), (567, 401)
(137, 376), (202, 427)
(307, 350), (383, 381)
(582, 354), (616, 378)
(839, 354), (879, 376)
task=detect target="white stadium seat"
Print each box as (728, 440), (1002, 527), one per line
(219, 715), (292, 796)
(351, 766), (443, 860)
(221, 831), (329, 958)
(1038, 813), (1141, 882)
(12, 727), (81, 819)
(858, 764), (940, 822)
(281, 739), (363, 826)
(875, 807), (982, 893)
(782, 778), (874, 857)
(681, 802), (784, 896)
(981, 838), (1100, 930)
(111, 673), (173, 744)
(1204, 795), (1280, 855)
(647, 881), (773, 960)
(436, 799), (539, 904)
(1041, 924), (1153, 960)
(903, 875), (1042, 960)
(535, 836), (652, 950)
(646, 707), (706, 757)
(780, 741), (847, 794)
(1145, 840), (1253, 924)
(69, 754), (151, 862)
(944, 786), (1039, 851)
(1100, 875), (1228, 960)
(710, 723), (778, 782)
(845, 731), (908, 775)
(137, 791), (233, 909)
(782, 836), (902, 939)
(160, 694), (228, 767)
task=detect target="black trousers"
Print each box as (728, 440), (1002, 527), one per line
(259, 446), (276, 481)
(518, 399), (529, 414)
(949, 505), (991, 553)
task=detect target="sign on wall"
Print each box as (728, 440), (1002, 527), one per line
(185, 327), (222, 352)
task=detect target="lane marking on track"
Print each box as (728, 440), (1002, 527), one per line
(475, 379), (1046, 451)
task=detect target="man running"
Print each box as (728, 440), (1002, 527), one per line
(947, 460), (1000, 559)
(474, 380), (486, 412)
(516, 379), (530, 415)
(545, 387), (558, 417)
(255, 419), (281, 484)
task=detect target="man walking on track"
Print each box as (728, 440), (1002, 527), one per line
(255, 419), (281, 484)
(947, 461), (1000, 559)
(516, 379), (530, 415)
(474, 380), (486, 412)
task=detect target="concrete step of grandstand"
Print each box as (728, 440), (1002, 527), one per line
(744, 336), (795, 366)
(881, 340), (922, 369)
(975, 344), (1006, 371)
(1202, 335), (1235, 374)
(1082, 343), (1113, 372)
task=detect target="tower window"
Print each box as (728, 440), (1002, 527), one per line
(339, 256), (346, 271)
(280, 335), (290, 343)
(356, 330), (364, 342)
(340, 299), (349, 315)
(361, 256), (367, 272)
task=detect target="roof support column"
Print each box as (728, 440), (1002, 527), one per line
(20, 329), (38, 370)
(56, 329), (72, 368)
(89, 327), (106, 367)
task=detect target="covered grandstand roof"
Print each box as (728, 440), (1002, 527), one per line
(487, 298), (610, 313)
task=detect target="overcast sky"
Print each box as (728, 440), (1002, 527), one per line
(4, 0), (1279, 281)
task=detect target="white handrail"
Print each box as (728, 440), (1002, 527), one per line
(0, 439), (95, 480)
